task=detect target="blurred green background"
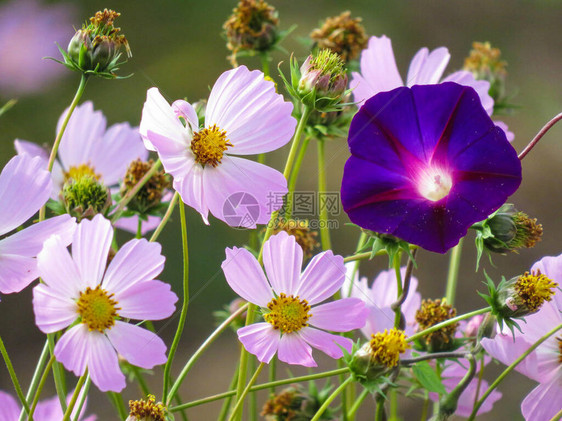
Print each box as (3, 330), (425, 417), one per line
(1, 0), (561, 419)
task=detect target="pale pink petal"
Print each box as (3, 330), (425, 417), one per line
(140, 88), (189, 151)
(494, 120), (515, 142)
(172, 99), (199, 132)
(202, 155), (287, 227)
(0, 391), (20, 420)
(481, 335), (542, 382)
(237, 323), (281, 363)
(107, 321), (167, 368)
(103, 238), (164, 294)
(521, 377), (562, 421)
(114, 214), (162, 235)
(309, 298), (367, 332)
(72, 215), (113, 289)
(296, 251), (345, 305)
(57, 102), (106, 170)
(37, 235), (83, 297)
(0, 154), (51, 234)
(0, 214), (75, 257)
(406, 47), (450, 86)
(33, 283), (77, 333)
(361, 306), (395, 338)
(262, 232), (302, 296)
(298, 327), (353, 358)
(277, 334), (316, 367)
(85, 331), (126, 392)
(114, 280), (177, 320)
(222, 247), (272, 307)
(442, 71), (494, 115)
(89, 123), (148, 186)
(0, 254), (38, 294)
(54, 324), (91, 377)
(205, 66), (296, 155)
(352, 35), (404, 104)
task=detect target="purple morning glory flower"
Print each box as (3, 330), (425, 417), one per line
(341, 82), (521, 253)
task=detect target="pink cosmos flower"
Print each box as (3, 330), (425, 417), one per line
(482, 253), (562, 421)
(140, 66), (297, 228)
(0, 154), (75, 294)
(222, 232), (368, 366)
(32, 215), (178, 392)
(15, 101), (155, 233)
(0, 0), (75, 97)
(0, 389), (96, 421)
(342, 264), (421, 338)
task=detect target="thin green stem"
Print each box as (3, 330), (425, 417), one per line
(438, 354), (475, 418)
(150, 191), (180, 242)
(28, 354), (55, 420)
(48, 334), (67, 411)
(19, 341), (50, 421)
(62, 371), (87, 421)
(261, 53), (270, 78)
(317, 137), (331, 250)
(268, 357), (277, 393)
(347, 388), (369, 419)
(131, 365), (150, 396)
(39, 74), (88, 220)
(72, 375), (91, 421)
(445, 238), (463, 305)
(468, 323), (562, 420)
(375, 396), (385, 421)
(111, 159), (162, 223)
(0, 334), (30, 415)
(311, 377), (353, 421)
(163, 202), (189, 405)
(407, 307), (491, 343)
(136, 217), (143, 239)
(389, 389), (398, 421)
(392, 252), (403, 328)
(229, 363), (265, 421)
(284, 136), (311, 220)
(420, 391), (430, 421)
(106, 392), (127, 420)
(249, 357), (257, 421)
(548, 408), (562, 421)
(171, 368), (349, 412)
(167, 303), (249, 404)
(218, 368), (239, 421)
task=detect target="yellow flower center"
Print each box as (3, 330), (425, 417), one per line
(264, 293), (311, 333)
(369, 328), (410, 368)
(128, 394), (167, 421)
(76, 286), (120, 332)
(415, 298), (458, 345)
(417, 166), (452, 202)
(515, 270), (558, 312)
(65, 164), (100, 182)
(190, 124), (233, 167)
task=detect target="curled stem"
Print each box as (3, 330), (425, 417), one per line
(150, 191), (180, 242)
(518, 112), (562, 160)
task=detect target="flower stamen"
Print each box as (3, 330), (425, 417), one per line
(368, 328), (410, 368)
(127, 394), (167, 421)
(190, 124), (233, 167)
(513, 270), (557, 312)
(417, 166), (452, 201)
(64, 164), (101, 182)
(77, 285), (120, 332)
(264, 293), (311, 333)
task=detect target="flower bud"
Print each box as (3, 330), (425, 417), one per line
(224, 0), (279, 62)
(126, 395), (168, 421)
(261, 384), (336, 421)
(63, 9), (131, 77)
(62, 165), (111, 221)
(463, 41), (507, 105)
(497, 270), (558, 318)
(298, 49), (347, 107)
(310, 11), (368, 63)
(120, 159), (170, 215)
(414, 299), (458, 352)
(271, 219), (319, 259)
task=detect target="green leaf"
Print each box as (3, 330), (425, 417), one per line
(412, 361), (447, 395)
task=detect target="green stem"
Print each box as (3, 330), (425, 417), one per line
(171, 368), (349, 412)
(163, 202), (189, 405)
(284, 136), (311, 220)
(347, 388), (369, 419)
(62, 371), (87, 421)
(48, 333), (67, 411)
(375, 396), (385, 421)
(111, 159), (162, 223)
(229, 362), (265, 421)
(445, 238), (463, 305)
(389, 389), (398, 421)
(0, 334), (30, 415)
(268, 357), (277, 393)
(72, 375), (91, 421)
(317, 137), (331, 250)
(407, 307), (491, 343)
(311, 377), (353, 421)
(343, 249), (392, 263)
(28, 354), (56, 420)
(136, 217), (143, 239)
(131, 365), (150, 396)
(549, 409), (562, 421)
(392, 252), (403, 328)
(106, 392), (127, 420)
(249, 357), (257, 421)
(260, 52), (270, 78)
(218, 367), (239, 421)
(150, 191), (180, 243)
(167, 303), (249, 404)
(468, 323), (562, 420)
(438, 354), (475, 418)
(40, 74), (88, 220)
(19, 341), (50, 421)
(420, 391), (430, 421)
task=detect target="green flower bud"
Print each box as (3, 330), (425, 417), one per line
(497, 271), (558, 318)
(298, 49), (347, 107)
(62, 174), (111, 221)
